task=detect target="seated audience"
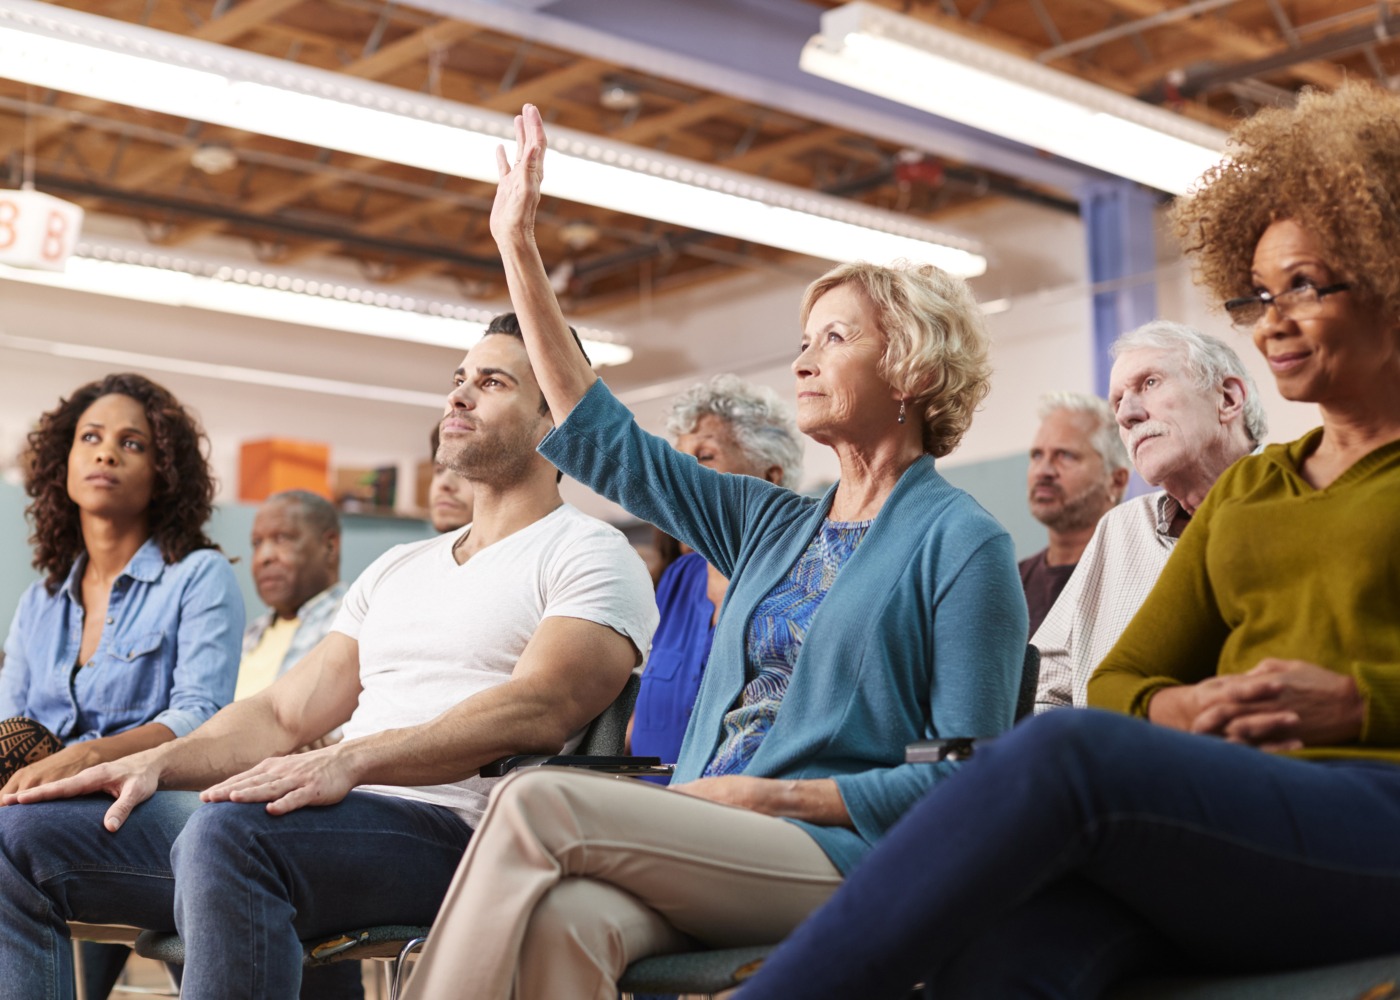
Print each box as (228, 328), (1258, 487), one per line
(426, 425), (474, 534)
(631, 374), (802, 772)
(1034, 321), (1264, 710)
(396, 104), (1026, 1000)
(0, 373), (243, 999)
(0, 324), (656, 1000)
(1020, 392), (1129, 634)
(731, 80), (1400, 1000)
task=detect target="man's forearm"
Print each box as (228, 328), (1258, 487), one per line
(331, 680), (577, 789)
(150, 696), (305, 790)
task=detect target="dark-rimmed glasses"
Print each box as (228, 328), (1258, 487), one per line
(1223, 282), (1350, 327)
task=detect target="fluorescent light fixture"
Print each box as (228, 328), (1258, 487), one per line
(801, 2), (1226, 196)
(0, 241), (634, 367)
(0, 0), (985, 276)
(0, 329), (448, 410)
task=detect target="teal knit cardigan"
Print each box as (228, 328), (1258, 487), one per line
(540, 380), (1027, 873)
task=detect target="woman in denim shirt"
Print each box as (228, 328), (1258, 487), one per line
(0, 373), (243, 795)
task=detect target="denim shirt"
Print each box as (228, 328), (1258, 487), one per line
(0, 538), (244, 742)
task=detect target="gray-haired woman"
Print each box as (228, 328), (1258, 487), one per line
(633, 375), (803, 771)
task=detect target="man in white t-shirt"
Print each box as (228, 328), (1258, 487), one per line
(0, 319), (658, 1000)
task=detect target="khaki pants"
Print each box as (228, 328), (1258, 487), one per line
(402, 769), (844, 1000)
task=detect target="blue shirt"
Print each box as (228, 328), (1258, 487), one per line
(0, 538), (244, 742)
(704, 519), (871, 778)
(633, 553), (715, 774)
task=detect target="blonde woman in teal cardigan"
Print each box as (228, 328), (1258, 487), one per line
(400, 105), (1027, 1000)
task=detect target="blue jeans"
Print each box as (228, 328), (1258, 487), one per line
(0, 789), (472, 1000)
(78, 942), (365, 1000)
(733, 710), (1400, 1000)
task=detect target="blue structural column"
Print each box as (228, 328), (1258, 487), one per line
(1080, 180), (1159, 397)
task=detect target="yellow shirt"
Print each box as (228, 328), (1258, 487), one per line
(235, 616), (300, 701)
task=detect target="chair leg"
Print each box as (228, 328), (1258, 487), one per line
(388, 937), (428, 1000)
(73, 940), (90, 1000)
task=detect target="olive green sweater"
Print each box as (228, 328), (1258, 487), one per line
(1088, 428), (1400, 762)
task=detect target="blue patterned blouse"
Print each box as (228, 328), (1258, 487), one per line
(703, 518), (872, 777)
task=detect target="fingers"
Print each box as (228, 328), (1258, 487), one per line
(264, 784), (321, 816)
(6, 768), (104, 805)
(514, 112), (525, 163)
(104, 786), (143, 832)
(1224, 710), (1300, 745)
(201, 764), (275, 802)
(495, 143), (510, 180)
(523, 103), (547, 169)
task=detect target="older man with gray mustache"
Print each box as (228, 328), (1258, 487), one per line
(1034, 320), (1265, 710)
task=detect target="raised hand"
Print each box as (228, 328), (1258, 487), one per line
(200, 743), (358, 816)
(490, 103), (548, 250)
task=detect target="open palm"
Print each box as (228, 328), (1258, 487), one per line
(490, 102), (547, 248)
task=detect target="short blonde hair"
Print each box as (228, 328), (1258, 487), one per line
(799, 261), (992, 458)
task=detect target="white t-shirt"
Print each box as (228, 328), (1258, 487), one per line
(331, 504), (657, 827)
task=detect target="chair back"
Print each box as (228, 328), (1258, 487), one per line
(1016, 645), (1041, 722)
(577, 672), (641, 756)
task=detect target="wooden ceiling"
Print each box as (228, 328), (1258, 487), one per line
(0, 0), (1390, 315)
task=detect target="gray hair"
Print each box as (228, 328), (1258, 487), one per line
(665, 375), (803, 490)
(1111, 320), (1267, 445)
(267, 489), (341, 538)
(1037, 391), (1130, 474)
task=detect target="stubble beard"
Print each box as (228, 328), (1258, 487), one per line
(1035, 483), (1112, 534)
(440, 422), (539, 490)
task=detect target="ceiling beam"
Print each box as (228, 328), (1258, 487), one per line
(608, 93), (742, 144)
(1088, 0), (1347, 91)
(405, 0), (1105, 194)
(149, 17), (489, 245)
(194, 0), (305, 45)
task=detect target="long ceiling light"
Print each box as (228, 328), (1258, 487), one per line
(0, 0), (986, 276)
(801, 2), (1226, 196)
(0, 240), (634, 367)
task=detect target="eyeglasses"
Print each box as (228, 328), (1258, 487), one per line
(1223, 282), (1350, 327)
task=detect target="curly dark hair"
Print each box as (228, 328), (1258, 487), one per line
(1171, 81), (1400, 318)
(25, 373), (220, 593)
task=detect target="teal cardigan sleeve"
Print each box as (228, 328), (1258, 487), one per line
(539, 379), (814, 579)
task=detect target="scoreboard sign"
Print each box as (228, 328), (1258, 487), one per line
(0, 189), (84, 271)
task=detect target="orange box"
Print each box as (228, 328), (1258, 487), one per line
(238, 439), (331, 502)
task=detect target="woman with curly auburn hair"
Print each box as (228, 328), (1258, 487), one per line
(0, 373), (243, 797)
(397, 105), (1027, 1000)
(730, 81), (1400, 1000)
